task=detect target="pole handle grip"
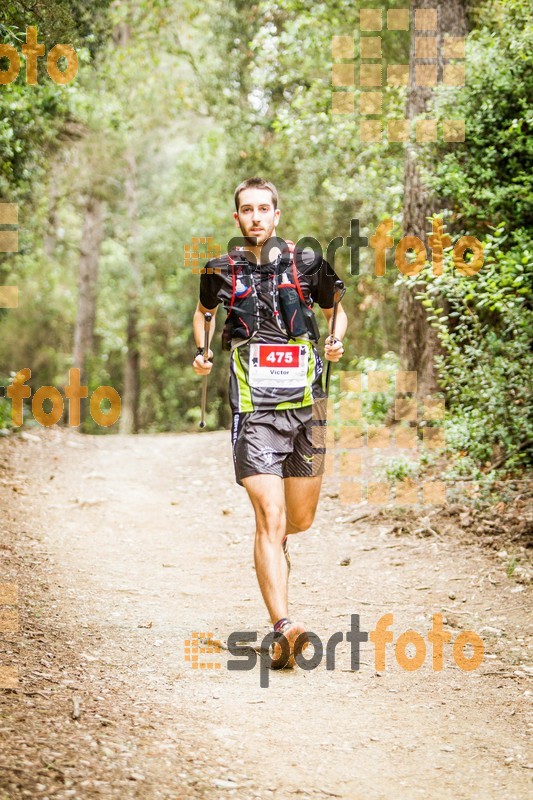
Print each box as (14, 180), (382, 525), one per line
(199, 312), (212, 428)
(325, 280), (345, 396)
(203, 312), (212, 356)
(329, 280), (345, 342)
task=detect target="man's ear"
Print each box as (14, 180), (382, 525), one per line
(233, 211), (240, 226)
(275, 208), (281, 223)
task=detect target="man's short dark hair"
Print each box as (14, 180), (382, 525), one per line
(234, 177), (279, 211)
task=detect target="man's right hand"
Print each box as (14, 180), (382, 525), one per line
(193, 350), (214, 375)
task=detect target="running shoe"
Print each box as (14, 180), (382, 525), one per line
(271, 620), (309, 669)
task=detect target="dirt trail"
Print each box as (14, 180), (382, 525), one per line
(1, 427), (532, 799)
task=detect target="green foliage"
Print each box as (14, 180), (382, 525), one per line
(424, 0), (532, 239)
(0, 82), (70, 201)
(0, 0), (112, 52)
(382, 455), (417, 483)
(403, 223), (533, 472)
(198, 0), (406, 375)
(357, 353), (400, 425)
(329, 351), (400, 437)
(506, 555), (517, 577)
(397, 0), (533, 485)
(0, 0), (530, 467)
(0, 394), (11, 431)
(0, 0), (112, 201)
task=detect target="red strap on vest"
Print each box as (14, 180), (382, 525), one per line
(227, 240), (311, 311)
(284, 241), (312, 309)
(227, 247), (246, 308)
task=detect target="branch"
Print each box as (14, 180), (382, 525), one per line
(489, 439), (533, 470)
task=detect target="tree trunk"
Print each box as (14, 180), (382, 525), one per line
(400, 0), (468, 400)
(72, 195), (105, 406)
(44, 160), (63, 259)
(114, 16), (142, 435)
(119, 148), (142, 434)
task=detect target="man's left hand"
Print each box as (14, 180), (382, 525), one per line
(324, 336), (344, 362)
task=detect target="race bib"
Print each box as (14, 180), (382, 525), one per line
(248, 343), (309, 388)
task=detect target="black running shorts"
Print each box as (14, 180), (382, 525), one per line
(231, 406), (326, 486)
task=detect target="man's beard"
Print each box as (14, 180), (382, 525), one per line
(243, 232), (260, 246)
(242, 226), (274, 247)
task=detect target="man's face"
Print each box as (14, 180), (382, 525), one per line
(234, 187), (281, 247)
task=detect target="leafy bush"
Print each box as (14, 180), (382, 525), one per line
(403, 224), (532, 472)
(382, 455), (418, 483)
(425, 0), (533, 240)
(0, 398), (11, 431)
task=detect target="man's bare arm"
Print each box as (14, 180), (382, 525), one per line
(192, 302), (218, 375)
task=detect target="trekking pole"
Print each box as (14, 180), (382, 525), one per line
(325, 280), (345, 397)
(199, 312), (212, 429)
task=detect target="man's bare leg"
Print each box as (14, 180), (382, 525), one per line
(241, 474), (288, 625)
(284, 475), (323, 536)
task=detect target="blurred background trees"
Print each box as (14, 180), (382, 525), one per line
(0, 0), (531, 475)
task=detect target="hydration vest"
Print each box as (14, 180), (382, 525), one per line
(221, 241), (320, 351)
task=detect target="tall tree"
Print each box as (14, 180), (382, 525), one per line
(399, 0), (468, 399)
(72, 194), (105, 383)
(119, 148), (141, 434)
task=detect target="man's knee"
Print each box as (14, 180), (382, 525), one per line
(255, 503), (286, 538)
(287, 509), (316, 534)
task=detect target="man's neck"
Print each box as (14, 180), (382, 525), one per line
(244, 231), (279, 265)
(246, 244), (263, 264)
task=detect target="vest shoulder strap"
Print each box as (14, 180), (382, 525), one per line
(282, 241), (312, 309)
(226, 241), (311, 308)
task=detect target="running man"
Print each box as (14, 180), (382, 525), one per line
(192, 177), (347, 666)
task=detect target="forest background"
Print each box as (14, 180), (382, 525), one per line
(0, 0), (531, 493)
